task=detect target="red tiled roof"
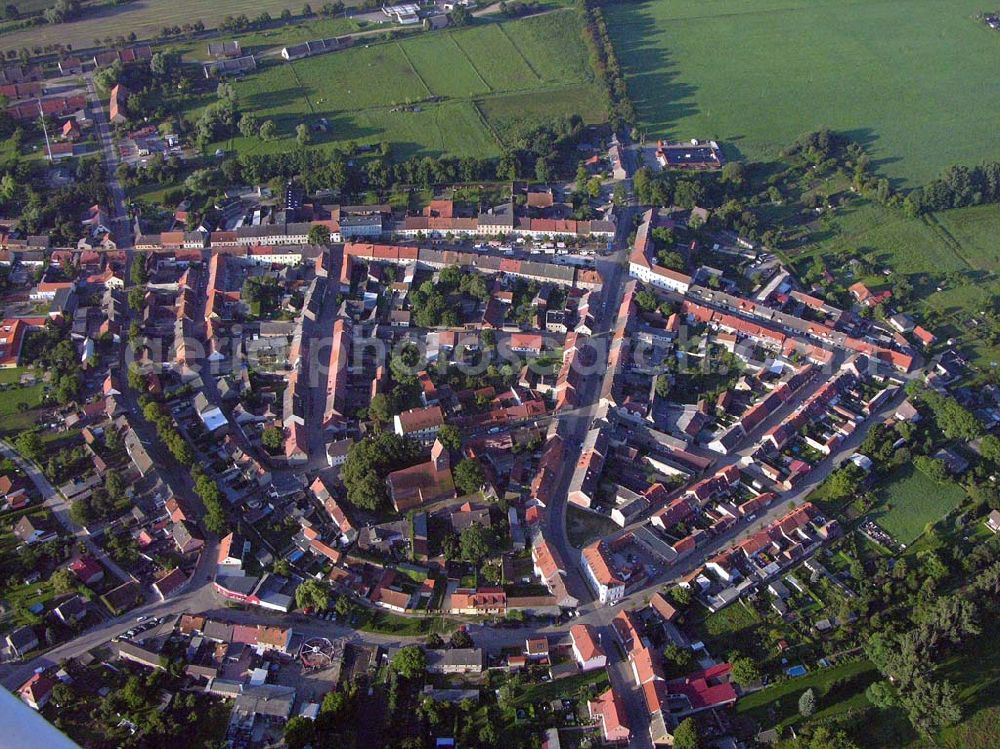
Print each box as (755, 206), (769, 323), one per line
(581, 541), (623, 586)
(589, 688), (631, 742)
(630, 646), (665, 684)
(570, 623), (604, 662)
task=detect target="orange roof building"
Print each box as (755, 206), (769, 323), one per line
(588, 688), (631, 743)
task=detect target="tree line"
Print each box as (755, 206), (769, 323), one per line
(577, 0), (636, 132)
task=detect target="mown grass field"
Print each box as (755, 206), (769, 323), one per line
(871, 465), (967, 545)
(736, 658), (880, 734)
(217, 12), (605, 160)
(0, 382), (45, 418)
(606, 0), (1000, 187)
(0, 0), (365, 54)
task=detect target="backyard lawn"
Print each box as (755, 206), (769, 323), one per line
(870, 465), (968, 545)
(359, 609), (458, 636)
(607, 0), (1000, 186)
(736, 658), (880, 734)
(689, 599), (765, 661)
(736, 632), (1000, 748)
(0, 368), (29, 386)
(0, 382), (45, 418)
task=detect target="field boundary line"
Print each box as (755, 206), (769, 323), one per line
(921, 212), (981, 273)
(286, 60), (317, 116)
(447, 31), (493, 93)
(395, 42), (434, 99)
(471, 99), (504, 149)
(495, 22), (543, 82)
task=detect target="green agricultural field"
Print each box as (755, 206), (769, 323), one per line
(791, 198), (1000, 370)
(401, 34), (491, 99)
(478, 85), (608, 146)
(606, 0), (1000, 186)
(870, 465), (968, 545)
(216, 12), (604, 160)
(0, 0), (367, 54)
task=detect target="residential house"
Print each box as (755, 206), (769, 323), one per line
(53, 595), (87, 624)
(14, 516), (55, 544)
(649, 591), (678, 623)
(580, 541), (625, 605)
(18, 672), (55, 710)
(152, 567), (189, 600)
(588, 688), (631, 744)
(629, 646), (666, 686)
(985, 509), (1000, 535)
(172, 521), (205, 554)
(525, 637), (550, 662)
(6, 626), (38, 657)
(393, 405), (445, 444)
(425, 648), (484, 675)
(570, 623), (607, 671)
(69, 557), (104, 586)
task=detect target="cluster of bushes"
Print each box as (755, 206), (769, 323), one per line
(341, 433), (421, 510)
(498, 0), (540, 19)
(1, 158), (109, 246)
(156, 20), (205, 38)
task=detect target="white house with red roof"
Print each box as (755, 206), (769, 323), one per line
(569, 623), (607, 671)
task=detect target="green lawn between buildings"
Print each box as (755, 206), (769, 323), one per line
(868, 465), (968, 546)
(606, 0), (1000, 187)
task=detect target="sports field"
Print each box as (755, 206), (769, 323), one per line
(606, 0), (1000, 186)
(219, 12), (605, 159)
(871, 465), (967, 544)
(0, 0), (365, 54)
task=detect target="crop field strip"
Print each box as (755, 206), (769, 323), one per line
(443, 31), (495, 94)
(393, 42), (434, 100)
(220, 11), (605, 159)
(447, 24), (540, 92)
(404, 33), (491, 98)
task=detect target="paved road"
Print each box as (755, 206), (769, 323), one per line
(84, 73), (129, 241)
(0, 441), (133, 584)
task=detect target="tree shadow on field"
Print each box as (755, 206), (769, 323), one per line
(611, 1), (699, 134)
(843, 126), (904, 187)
